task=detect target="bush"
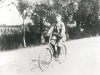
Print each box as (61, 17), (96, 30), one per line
(0, 31), (23, 51)
(0, 25), (45, 51)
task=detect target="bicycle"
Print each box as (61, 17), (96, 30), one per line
(38, 33), (67, 71)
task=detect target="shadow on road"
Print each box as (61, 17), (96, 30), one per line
(30, 59), (42, 72)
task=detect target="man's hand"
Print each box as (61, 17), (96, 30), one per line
(52, 32), (62, 38)
(46, 33), (50, 36)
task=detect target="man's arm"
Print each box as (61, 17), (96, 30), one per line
(47, 26), (54, 36)
(61, 22), (66, 37)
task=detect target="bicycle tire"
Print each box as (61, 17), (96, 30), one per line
(58, 44), (67, 64)
(38, 48), (53, 71)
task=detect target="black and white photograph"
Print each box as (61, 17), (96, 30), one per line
(0, 0), (100, 75)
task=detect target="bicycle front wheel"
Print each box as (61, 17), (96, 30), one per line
(38, 48), (53, 71)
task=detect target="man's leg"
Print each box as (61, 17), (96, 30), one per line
(51, 44), (56, 54)
(57, 46), (61, 56)
(57, 39), (63, 56)
(50, 40), (57, 57)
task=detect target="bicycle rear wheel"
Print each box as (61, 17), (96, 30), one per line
(38, 48), (53, 71)
(58, 44), (67, 64)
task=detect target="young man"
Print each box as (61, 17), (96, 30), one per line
(47, 14), (66, 58)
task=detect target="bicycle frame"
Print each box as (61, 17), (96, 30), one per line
(48, 33), (54, 53)
(47, 33), (59, 54)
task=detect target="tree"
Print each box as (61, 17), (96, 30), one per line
(0, 0), (18, 8)
(74, 0), (100, 37)
(16, 0), (29, 47)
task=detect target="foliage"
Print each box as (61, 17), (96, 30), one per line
(74, 0), (100, 37)
(0, 24), (43, 51)
(17, 0), (29, 15)
(0, 30), (23, 51)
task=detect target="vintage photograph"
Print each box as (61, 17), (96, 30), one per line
(0, 0), (100, 75)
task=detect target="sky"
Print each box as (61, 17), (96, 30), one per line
(0, 0), (48, 26)
(0, 0), (23, 26)
(0, 0), (36, 26)
(0, 5), (23, 25)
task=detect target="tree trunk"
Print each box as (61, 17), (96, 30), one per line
(23, 17), (26, 47)
(40, 25), (44, 44)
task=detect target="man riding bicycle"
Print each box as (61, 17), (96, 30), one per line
(47, 14), (66, 58)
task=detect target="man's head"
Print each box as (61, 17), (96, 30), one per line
(56, 14), (62, 22)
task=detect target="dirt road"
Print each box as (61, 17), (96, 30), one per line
(0, 37), (100, 75)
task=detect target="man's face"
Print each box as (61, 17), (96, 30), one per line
(56, 17), (61, 22)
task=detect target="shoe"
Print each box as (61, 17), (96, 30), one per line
(54, 54), (59, 61)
